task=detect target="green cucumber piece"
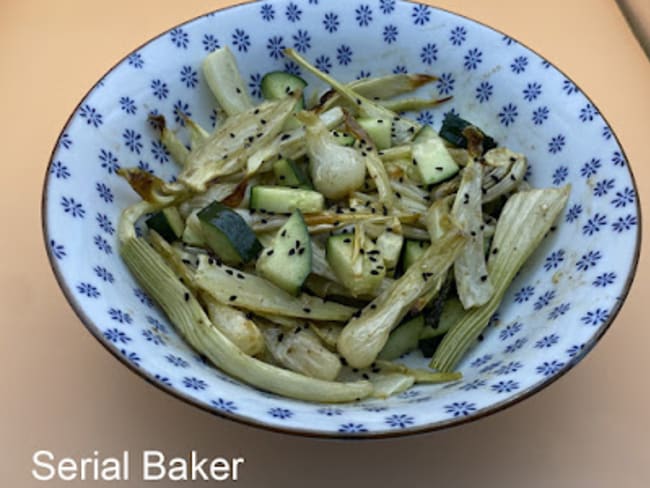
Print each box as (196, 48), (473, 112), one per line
(272, 158), (312, 189)
(261, 71), (308, 130)
(357, 117), (392, 150)
(439, 112), (497, 152)
(378, 315), (425, 360)
(249, 186), (324, 214)
(412, 137), (460, 185)
(413, 125), (439, 143)
(331, 130), (356, 147)
(197, 202), (262, 265)
(376, 231), (403, 276)
(401, 239), (430, 271)
(146, 207), (185, 242)
(326, 234), (385, 297)
(256, 210), (312, 295)
(420, 297), (464, 339)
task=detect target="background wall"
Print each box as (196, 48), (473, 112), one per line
(1, 0), (649, 486)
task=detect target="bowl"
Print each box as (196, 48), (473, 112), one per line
(42, 0), (641, 437)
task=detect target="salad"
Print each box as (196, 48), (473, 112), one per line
(117, 47), (570, 402)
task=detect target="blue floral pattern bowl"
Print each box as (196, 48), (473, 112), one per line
(42, 0), (640, 437)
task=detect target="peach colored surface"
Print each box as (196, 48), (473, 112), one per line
(2, 0), (649, 486)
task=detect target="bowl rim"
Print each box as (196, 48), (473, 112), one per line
(41, 0), (643, 439)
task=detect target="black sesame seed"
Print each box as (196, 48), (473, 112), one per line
(278, 333), (284, 343)
(281, 230), (287, 237)
(352, 368), (359, 373)
(355, 98), (362, 105)
(235, 87), (242, 94)
(182, 259), (191, 265)
(229, 133), (236, 138)
(229, 295), (237, 301)
(288, 248), (296, 256)
(370, 304), (377, 309)
(509, 156), (517, 163)
(254, 108), (260, 114)
(510, 174), (517, 181)
(343, 238), (351, 244)
(184, 292), (190, 301)
(260, 119), (267, 125)
(281, 134), (291, 141)
(226, 269), (234, 276)
(303, 307), (311, 314)
(435, 166), (444, 171)
(340, 356), (348, 366)
(267, 249), (274, 256)
(370, 270), (380, 275)
(298, 248), (305, 255)
(362, 373), (370, 380)
(237, 273), (245, 280)
(480, 275), (488, 282)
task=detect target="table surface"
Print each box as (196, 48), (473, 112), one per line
(2, 0), (649, 486)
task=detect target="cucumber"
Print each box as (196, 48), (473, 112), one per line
(261, 71), (308, 130)
(401, 239), (430, 271)
(181, 211), (206, 246)
(376, 231), (403, 276)
(378, 315), (425, 360)
(420, 297), (464, 339)
(256, 210), (312, 295)
(439, 112), (497, 153)
(357, 117), (392, 150)
(146, 207), (185, 242)
(249, 186), (324, 214)
(412, 137), (460, 185)
(331, 130), (356, 147)
(413, 125), (439, 143)
(326, 234), (385, 297)
(272, 158), (312, 189)
(197, 202), (262, 265)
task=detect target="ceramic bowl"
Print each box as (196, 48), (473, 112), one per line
(42, 0), (640, 437)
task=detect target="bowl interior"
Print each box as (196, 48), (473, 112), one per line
(43, 0), (639, 436)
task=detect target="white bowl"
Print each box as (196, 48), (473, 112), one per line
(42, 0), (640, 437)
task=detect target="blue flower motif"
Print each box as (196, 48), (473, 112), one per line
(232, 28), (250, 52)
(61, 196), (85, 218)
(496, 361), (523, 375)
(202, 33), (220, 52)
(580, 157), (601, 178)
(323, 12), (340, 33)
(393, 64), (408, 74)
(99, 149), (120, 174)
(77, 282), (100, 298)
(173, 100), (191, 126)
(535, 333), (560, 348)
(165, 354), (189, 368)
(96, 182), (113, 203)
(355, 4), (373, 27)
(211, 398), (237, 413)
(108, 307), (131, 324)
(582, 213), (607, 236)
(133, 288), (153, 308)
(383, 24), (398, 44)
(146, 315), (167, 333)
(498, 103), (518, 126)
(283, 61), (302, 76)
(338, 423), (368, 433)
(475, 81), (493, 103)
(567, 343), (586, 357)
(137, 160), (154, 174)
(579, 103), (597, 122)
(121, 350), (141, 366)
(581, 308), (609, 326)
(79, 104), (103, 127)
(363, 405), (388, 412)
(536, 360), (565, 376)
(385, 414), (414, 429)
(611, 150), (626, 167)
(593, 271), (616, 287)
(170, 28), (189, 49)
(315, 55), (332, 73)
(49, 240), (66, 260)
(449, 25), (467, 46)
(544, 249), (565, 271)
(317, 407), (343, 416)
(459, 379), (486, 390)
(523, 82), (542, 101)
(420, 42), (438, 65)
(611, 214), (637, 233)
(95, 213), (114, 235)
(594, 178), (615, 197)
(59, 133), (72, 149)
(150, 140), (170, 164)
(491, 380), (519, 393)
(499, 321), (523, 340)
(155, 375), (172, 387)
(602, 125), (612, 140)
(502, 35), (515, 45)
(470, 354), (492, 367)
(356, 70), (371, 80)
(463, 47), (482, 70)
(552, 166), (569, 185)
(548, 302), (570, 320)
(292, 29), (311, 53)
(268, 407), (293, 419)
(565, 203), (582, 223)
(562, 79), (578, 94)
(534, 290), (556, 310)
(576, 250), (602, 271)
(266, 35), (285, 59)
(510, 55), (528, 74)
(260, 3), (275, 21)
(504, 337), (527, 353)
(180, 65), (198, 88)
(532, 106), (549, 125)
(151, 79), (169, 100)
(285, 2), (302, 22)
(336, 44), (352, 65)
(548, 134), (566, 154)
(93, 265), (114, 283)
(119, 96), (137, 115)
(416, 111), (433, 126)
(248, 73), (262, 99)
(514, 285), (535, 303)
(127, 52), (144, 69)
(411, 4), (430, 25)
(183, 377), (208, 391)
(480, 361), (503, 374)
(379, 0), (395, 14)
(437, 72), (455, 95)
(50, 161), (71, 179)
(210, 108), (218, 128)
(142, 329), (165, 346)
(104, 328), (131, 344)
(611, 187), (635, 208)
(444, 401), (477, 417)
(122, 129), (142, 154)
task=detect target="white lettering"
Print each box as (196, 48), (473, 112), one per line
(32, 450), (55, 481)
(142, 451), (166, 481)
(210, 458), (231, 481)
(232, 457), (244, 480)
(167, 457), (186, 481)
(57, 458), (77, 481)
(190, 451), (209, 480)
